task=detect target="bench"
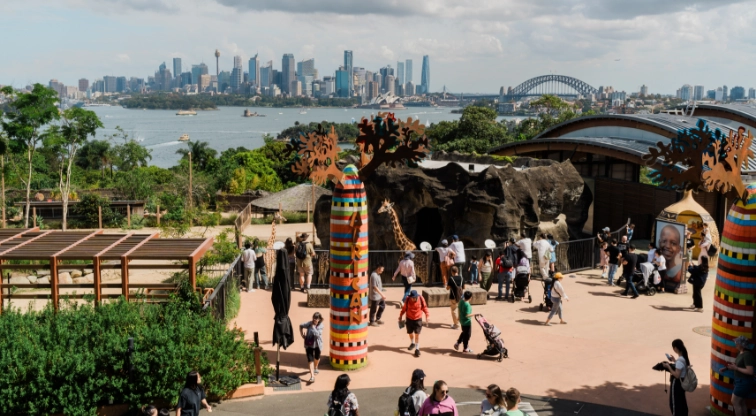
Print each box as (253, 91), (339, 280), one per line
(307, 289), (330, 308)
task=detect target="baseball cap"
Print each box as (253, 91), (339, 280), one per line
(412, 369), (426, 381)
(409, 290), (419, 298)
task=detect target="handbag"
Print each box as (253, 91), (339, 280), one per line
(405, 275), (416, 284)
(445, 252), (456, 267)
(707, 245), (718, 257)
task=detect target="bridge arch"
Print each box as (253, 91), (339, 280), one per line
(507, 75), (599, 99)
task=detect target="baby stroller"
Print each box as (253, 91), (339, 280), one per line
(539, 272), (554, 311)
(631, 269), (657, 296)
(474, 314), (508, 362)
(510, 266), (532, 303)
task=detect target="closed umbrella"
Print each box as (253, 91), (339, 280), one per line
(271, 248), (294, 381)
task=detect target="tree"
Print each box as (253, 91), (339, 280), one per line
(0, 84), (60, 227)
(77, 139), (113, 179)
(176, 140), (217, 171)
(44, 107), (103, 230)
(108, 126), (151, 171)
(529, 94), (569, 114)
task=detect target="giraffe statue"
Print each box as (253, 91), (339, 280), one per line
(377, 199), (428, 283)
(264, 209), (286, 278)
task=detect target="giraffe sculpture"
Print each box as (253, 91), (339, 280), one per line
(377, 199), (428, 284)
(264, 209), (286, 278)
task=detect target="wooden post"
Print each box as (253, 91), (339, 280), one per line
(307, 201), (310, 223)
(50, 258), (59, 312)
(127, 204), (131, 227)
(121, 258), (129, 301)
(1, 156), (5, 229)
(156, 204), (160, 226)
(32, 207), (37, 228)
(188, 258), (197, 291)
(93, 256), (102, 305)
(98, 206), (102, 229)
(0, 263), (4, 314)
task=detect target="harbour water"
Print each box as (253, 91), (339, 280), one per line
(89, 106), (519, 167)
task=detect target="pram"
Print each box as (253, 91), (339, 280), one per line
(474, 314), (508, 362)
(632, 268), (660, 296)
(509, 266), (532, 303)
(539, 273), (554, 311)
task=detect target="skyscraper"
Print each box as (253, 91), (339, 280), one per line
(298, 59), (317, 78)
(191, 63), (208, 85)
(723, 85), (729, 102)
(231, 55), (243, 90)
(397, 61), (405, 85)
(639, 84), (648, 97)
(344, 50), (353, 96)
(420, 55), (430, 94)
(679, 84), (693, 101)
(749, 88), (756, 100)
(78, 78), (89, 92)
(405, 59), (413, 83)
(260, 61), (273, 89)
(116, 76), (127, 93)
(336, 67), (350, 98)
(173, 58), (182, 80)
(730, 86), (746, 101)
(694, 85), (704, 101)
(103, 76), (117, 93)
(248, 54), (260, 88)
(282, 54), (295, 95)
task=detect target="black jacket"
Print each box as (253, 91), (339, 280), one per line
(687, 265), (708, 287)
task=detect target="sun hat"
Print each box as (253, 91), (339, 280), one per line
(602, 227), (610, 232)
(553, 272), (564, 279)
(301, 233), (309, 240)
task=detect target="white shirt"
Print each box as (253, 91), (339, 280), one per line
(534, 239), (551, 263)
(654, 254), (666, 271)
(436, 247), (450, 261)
(647, 248), (656, 262)
(675, 356), (687, 379)
(516, 238), (533, 259)
(450, 241), (466, 263)
(242, 248), (256, 269)
(393, 259), (416, 279)
(552, 280), (568, 300)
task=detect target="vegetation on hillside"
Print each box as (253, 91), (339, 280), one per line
(277, 121), (360, 143)
(121, 93), (359, 110)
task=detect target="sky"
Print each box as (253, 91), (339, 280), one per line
(3, 0), (756, 94)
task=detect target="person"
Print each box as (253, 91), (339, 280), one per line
(285, 237), (296, 279)
(296, 233), (316, 292)
(447, 265), (465, 329)
(626, 223), (635, 243)
(698, 224), (712, 264)
(468, 255), (479, 285)
(726, 336), (755, 416)
(533, 234), (552, 279)
(544, 272), (568, 325)
(478, 251), (494, 293)
(508, 250), (530, 299)
(597, 227), (610, 276)
(399, 290), (430, 357)
(662, 339), (690, 416)
(436, 240), (452, 287)
(253, 239), (268, 290)
(684, 229), (695, 267)
(369, 264), (386, 326)
(419, 380), (458, 416)
(516, 233), (532, 263)
(504, 388), (525, 416)
(620, 244), (639, 298)
(176, 371), (212, 416)
(300, 312), (324, 383)
(617, 235), (629, 258)
(449, 235), (467, 282)
(142, 405), (157, 416)
(647, 242), (657, 263)
(453, 291), (474, 353)
(548, 234), (559, 272)
(604, 238), (621, 286)
(241, 241), (256, 292)
(494, 250), (513, 301)
(327, 374), (360, 416)
(687, 256), (708, 312)
(503, 239), (519, 268)
(653, 250), (667, 275)
(480, 384), (506, 416)
(399, 369), (428, 416)
(393, 251), (417, 305)
(659, 224), (683, 284)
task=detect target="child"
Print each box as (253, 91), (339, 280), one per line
(468, 255), (479, 285)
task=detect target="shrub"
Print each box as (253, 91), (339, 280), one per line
(0, 298), (272, 415)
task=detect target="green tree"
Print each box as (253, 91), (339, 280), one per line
(176, 140), (217, 171)
(0, 84), (60, 227)
(108, 126), (152, 171)
(529, 94), (569, 114)
(77, 139), (113, 179)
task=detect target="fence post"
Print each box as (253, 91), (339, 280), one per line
(127, 204), (131, 227)
(33, 207), (37, 228)
(156, 205), (160, 226)
(98, 206), (102, 229)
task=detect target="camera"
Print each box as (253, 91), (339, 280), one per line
(652, 362), (668, 372)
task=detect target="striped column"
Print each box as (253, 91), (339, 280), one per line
(710, 183), (756, 416)
(329, 165), (370, 370)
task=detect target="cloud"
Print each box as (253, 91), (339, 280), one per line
(380, 46), (395, 61)
(115, 53), (131, 62)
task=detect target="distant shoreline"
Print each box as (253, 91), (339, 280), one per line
(120, 104), (360, 110)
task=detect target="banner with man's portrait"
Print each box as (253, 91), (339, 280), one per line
(655, 219), (686, 290)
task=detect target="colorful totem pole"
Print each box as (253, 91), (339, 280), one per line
(645, 120), (755, 415)
(288, 115), (429, 370)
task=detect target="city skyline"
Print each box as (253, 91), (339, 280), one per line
(3, 0), (756, 93)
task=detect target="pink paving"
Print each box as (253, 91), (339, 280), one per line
(231, 269), (714, 415)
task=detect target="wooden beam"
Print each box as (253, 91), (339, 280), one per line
(52, 230), (102, 258)
(50, 251), (59, 312)
(0, 228), (39, 246)
(92, 233), (133, 305)
(188, 237), (215, 262)
(0, 230), (53, 256)
(119, 232), (159, 301)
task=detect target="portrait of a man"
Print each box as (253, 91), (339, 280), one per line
(656, 220), (685, 286)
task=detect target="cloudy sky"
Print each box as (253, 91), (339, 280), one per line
(3, 0), (755, 94)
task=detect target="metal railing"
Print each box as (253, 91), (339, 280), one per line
(202, 255), (243, 321)
(234, 201), (255, 248)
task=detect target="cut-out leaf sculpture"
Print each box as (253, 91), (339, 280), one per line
(287, 124), (343, 185)
(701, 126), (754, 200)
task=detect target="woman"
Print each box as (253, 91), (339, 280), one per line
(327, 374), (360, 416)
(597, 227), (610, 277)
(687, 256), (708, 312)
(300, 312), (324, 383)
(478, 251), (494, 293)
(726, 336), (755, 416)
(480, 384), (506, 415)
(698, 225), (712, 263)
(176, 371), (212, 416)
(285, 237), (296, 282)
(419, 380), (458, 416)
(662, 339), (690, 416)
(400, 369), (428, 416)
(393, 251), (417, 305)
(504, 388), (524, 416)
(436, 240), (451, 287)
(548, 234), (558, 272)
(544, 272), (568, 325)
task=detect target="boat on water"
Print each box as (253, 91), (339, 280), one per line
(243, 109), (265, 117)
(83, 103), (111, 107)
(176, 110), (197, 116)
(179, 134), (190, 142)
(299, 107), (307, 114)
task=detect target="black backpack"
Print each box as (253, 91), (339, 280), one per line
(296, 242), (308, 260)
(397, 389), (417, 416)
(328, 399), (346, 416)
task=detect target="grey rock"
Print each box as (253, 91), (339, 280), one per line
(8, 276), (29, 286)
(37, 277), (50, 285)
(58, 272), (73, 285)
(70, 270), (83, 278)
(36, 269), (51, 276)
(26, 275), (37, 284)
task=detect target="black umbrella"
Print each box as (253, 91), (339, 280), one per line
(271, 248), (294, 381)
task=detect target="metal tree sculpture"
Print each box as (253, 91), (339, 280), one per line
(287, 124), (343, 185)
(355, 112), (430, 179)
(701, 126), (754, 200)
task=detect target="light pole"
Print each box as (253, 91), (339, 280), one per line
(188, 152), (193, 212)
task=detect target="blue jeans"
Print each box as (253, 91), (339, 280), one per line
(253, 265), (268, 289)
(401, 276), (412, 303)
(497, 271), (513, 298)
(623, 274), (639, 296)
(607, 264), (618, 285)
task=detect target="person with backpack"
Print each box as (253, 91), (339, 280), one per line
(300, 312), (324, 383)
(494, 250), (513, 301)
(253, 239), (268, 290)
(687, 256), (708, 312)
(393, 251), (417, 305)
(296, 233), (316, 292)
(453, 291), (474, 354)
(661, 339), (691, 416)
(398, 369), (428, 416)
(176, 371), (212, 416)
(327, 374), (359, 416)
(480, 384), (506, 415)
(449, 235), (467, 283)
(447, 265), (465, 329)
(726, 336), (755, 416)
(241, 241), (256, 292)
(399, 290), (430, 357)
(418, 380), (458, 416)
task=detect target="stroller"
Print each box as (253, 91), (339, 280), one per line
(510, 266), (532, 303)
(474, 314), (508, 362)
(632, 268), (660, 296)
(539, 272), (554, 311)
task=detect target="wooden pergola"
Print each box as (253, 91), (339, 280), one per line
(0, 228), (214, 312)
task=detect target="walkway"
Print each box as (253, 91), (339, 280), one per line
(231, 268), (715, 415)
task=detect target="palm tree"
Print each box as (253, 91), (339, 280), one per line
(176, 140), (217, 171)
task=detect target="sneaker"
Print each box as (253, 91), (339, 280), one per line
(463, 348), (474, 353)
(632, 295), (639, 299)
(695, 308), (703, 312)
(601, 274), (607, 278)
(690, 304), (696, 308)
(408, 343), (416, 351)
(314, 369), (319, 374)
(620, 292), (628, 296)
(376, 320), (384, 325)
(414, 349), (421, 357)
(308, 377), (315, 383)
(369, 322), (379, 327)
(454, 342), (460, 351)
(451, 324), (459, 330)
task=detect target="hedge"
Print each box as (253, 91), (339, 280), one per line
(0, 297), (271, 415)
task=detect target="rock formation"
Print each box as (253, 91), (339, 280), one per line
(314, 157), (592, 250)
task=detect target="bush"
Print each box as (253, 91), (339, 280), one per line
(71, 194), (123, 228)
(0, 298), (272, 415)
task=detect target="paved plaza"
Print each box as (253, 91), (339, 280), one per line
(231, 267), (716, 415)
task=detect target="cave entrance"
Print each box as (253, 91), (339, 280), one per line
(413, 207), (443, 247)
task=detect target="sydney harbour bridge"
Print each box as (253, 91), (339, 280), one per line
(466, 75), (599, 100)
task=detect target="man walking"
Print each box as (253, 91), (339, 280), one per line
(296, 233), (316, 292)
(253, 240), (268, 290)
(620, 244), (639, 298)
(369, 264), (386, 326)
(494, 250), (513, 300)
(616, 235), (629, 285)
(533, 234), (552, 279)
(241, 241), (256, 291)
(453, 291), (474, 353)
(399, 290), (430, 357)
(447, 265), (464, 329)
(449, 235), (467, 283)
(605, 239), (621, 286)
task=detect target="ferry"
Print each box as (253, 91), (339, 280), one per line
(243, 109), (265, 117)
(299, 107), (307, 114)
(179, 134), (190, 142)
(176, 110), (197, 116)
